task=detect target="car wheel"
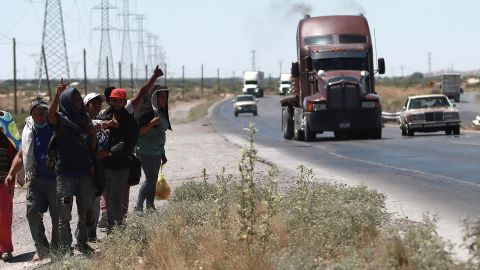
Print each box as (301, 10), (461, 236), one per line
(334, 131), (344, 139)
(253, 111), (257, 116)
(453, 126), (460, 135)
(282, 108), (293, 139)
(401, 127), (407, 136)
(234, 112), (238, 117)
(445, 129), (452, 135)
(406, 125), (414, 136)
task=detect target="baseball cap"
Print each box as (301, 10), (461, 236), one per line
(29, 97), (49, 114)
(84, 93), (106, 105)
(110, 88), (127, 99)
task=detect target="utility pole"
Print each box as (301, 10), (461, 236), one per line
(106, 56), (110, 86)
(201, 64), (204, 96)
(164, 63), (168, 86)
(13, 38), (17, 114)
(427, 52), (432, 77)
(83, 49), (87, 95)
(251, 50), (256, 71)
(182, 65), (185, 99)
(119, 0), (133, 81)
(135, 15), (146, 81)
(217, 68), (220, 96)
(118, 62), (122, 88)
(42, 45), (52, 101)
(232, 71), (235, 96)
(145, 64), (148, 81)
(400, 65), (405, 78)
(130, 63), (134, 96)
(279, 61), (282, 74)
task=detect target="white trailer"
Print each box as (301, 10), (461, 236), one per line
(441, 74), (462, 102)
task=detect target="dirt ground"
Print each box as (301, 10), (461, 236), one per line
(0, 100), (273, 269)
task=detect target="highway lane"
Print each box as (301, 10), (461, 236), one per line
(209, 95), (480, 257)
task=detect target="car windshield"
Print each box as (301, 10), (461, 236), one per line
(236, 96), (255, 102)
(408, 97), (450, 109)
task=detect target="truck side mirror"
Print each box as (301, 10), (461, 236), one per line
(378, 58), (385, 74)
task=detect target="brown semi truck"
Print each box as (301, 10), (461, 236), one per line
(281, 15), (385, 141)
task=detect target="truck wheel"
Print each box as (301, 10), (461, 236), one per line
(235, 112), (238, 117)
(453, 126), (460, 135)
(334, 131), (344, 139)
(294, 128), (304, 141)
(282, 109), (293, 139)
(304, 122), (315, 141)
(445, 129), (452, 135)
(371, 128), (382, 139)
(454, 95), (460, 102)
(253, 111), (257, 116)
(401, 127), (407, 136)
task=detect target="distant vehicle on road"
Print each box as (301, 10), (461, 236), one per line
(242, 71), (264, 97)
(441, 74), (463, 102)
(278, 73), (291, 95)
(233, 95), (258, 117)
(398, 94), (461, 136)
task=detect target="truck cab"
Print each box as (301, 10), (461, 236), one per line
(281, 15), (385, 141)
(242, 71), (264, 97)
(279, 73), (292, 95)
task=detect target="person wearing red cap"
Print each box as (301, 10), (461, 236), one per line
(97, 66), (163, 228)
(96, 88), (138, 231)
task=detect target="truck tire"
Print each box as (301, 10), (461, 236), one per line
(445, 129), (452, 135)
(304, 121), (315, 141)
(454, 95), (460, 102)
(282, 108), (293, 139)
(235, 112), (238, 117)
(401, 127), (407, 136)
(453, 126), (460, 135)
(371, 128), (382, 139)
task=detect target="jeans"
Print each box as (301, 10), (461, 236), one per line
(135, 154), (162, 211)
(56, 174), (94, 252)
(26, 176), (59, 256)
(103, 169), (129, 229)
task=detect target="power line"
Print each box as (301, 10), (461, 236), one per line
(94, 0), (116, 80)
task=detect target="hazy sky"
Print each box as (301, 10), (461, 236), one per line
(1, 0), (479, 80)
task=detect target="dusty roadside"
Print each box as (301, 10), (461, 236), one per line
(0, 98), (273, 269)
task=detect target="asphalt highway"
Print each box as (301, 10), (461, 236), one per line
(209, 95), (480, 258)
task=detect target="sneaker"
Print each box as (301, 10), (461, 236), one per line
(1, 252), (13, 261)
(75, 243), (94, 255)
(97, 214), (108, 229)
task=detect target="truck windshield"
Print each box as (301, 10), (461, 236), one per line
(281, 81), (290, 84)
(313, 57), (367, 71)
(245, 80), (257, 85)
(304, 35), (333, 45)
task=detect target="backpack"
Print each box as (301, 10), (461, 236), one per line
(46, 134), (58, 174)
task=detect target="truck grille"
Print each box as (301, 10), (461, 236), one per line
(327, 84), (359, 110)
(425, 112), (444, 122)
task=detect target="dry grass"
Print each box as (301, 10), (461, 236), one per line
(46, 124), (480, 270)
(376, 85), (439, 113)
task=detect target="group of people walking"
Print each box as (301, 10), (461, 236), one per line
(0, 66), (170, 261)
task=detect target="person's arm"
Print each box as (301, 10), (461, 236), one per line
(129, 65), (164, 110)
(48, 78), (68, 125)
(5, 150), (23, 185)
(138, 116), (160, 135)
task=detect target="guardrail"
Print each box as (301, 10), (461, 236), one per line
(473, 115), (480, 127)
(382, 112), (400, 122)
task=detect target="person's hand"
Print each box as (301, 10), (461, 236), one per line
(96, 150), (109, 159)
(161, 154), (167, 165)
(149, 116), (161, 127)
(4, 174), (14, 187)
(153, 65), (164, 78)
(107, 118), (119, 128)
(56, 78), (68, 96)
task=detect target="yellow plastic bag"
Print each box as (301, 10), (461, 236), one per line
(155, 163), (171, 200)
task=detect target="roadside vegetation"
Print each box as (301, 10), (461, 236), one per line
(44, 124), (480, 270)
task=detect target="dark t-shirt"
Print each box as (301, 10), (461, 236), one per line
(33, 125), (56, 180)
(51, 121), (92, 177)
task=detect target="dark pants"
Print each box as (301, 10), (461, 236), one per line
(56, 174), (94, 252)
(26, 176), (59, 256)
(135, 154), (162, 211)
(104, 169), (129, 230)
